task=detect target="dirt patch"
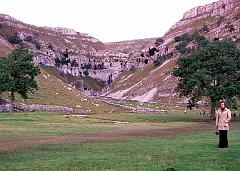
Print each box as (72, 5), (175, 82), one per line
(0, 121), (239, 151)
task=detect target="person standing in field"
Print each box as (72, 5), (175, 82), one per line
(215, 100), (231, 148)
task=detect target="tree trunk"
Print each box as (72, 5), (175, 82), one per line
(210, 103), (216, 119)
(10, 91), (14, 114)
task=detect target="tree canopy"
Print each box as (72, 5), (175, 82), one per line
(172, 40), (240, 118)
(0, 45), (40, 113)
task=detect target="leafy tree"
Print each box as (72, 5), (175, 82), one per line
(0, 45), (40, 114)
(172, 40), (240, 119)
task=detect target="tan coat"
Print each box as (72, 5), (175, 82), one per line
(215, 108), (231, 130)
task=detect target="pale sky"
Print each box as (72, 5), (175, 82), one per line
(0, 0), (216, 42)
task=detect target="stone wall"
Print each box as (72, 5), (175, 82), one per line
(0, 102), (73, 113)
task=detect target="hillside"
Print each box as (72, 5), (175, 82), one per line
(104, 0), (240, 103)
(0, 0), (239, 105)
(105, 38), (156, 54)
(0, 14), (156, 95)
(0, 66), (119, 114)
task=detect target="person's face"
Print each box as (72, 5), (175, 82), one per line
(220, 102), (225, 109)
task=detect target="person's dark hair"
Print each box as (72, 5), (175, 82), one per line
(219, 100), (227, 108)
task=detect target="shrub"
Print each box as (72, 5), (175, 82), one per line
(48, 43), (53, 50)
(148, 47), (157, 56)
(8, 33), (22, 44)
(24, 35), (34, 43)
(155, 38), (164, 46)
(83, 69), (89, 77)
(201, 25), (209, 33)
(70, 60), (79, 67)
(34, 40), (41, 49)
(153, 58), (163, 67)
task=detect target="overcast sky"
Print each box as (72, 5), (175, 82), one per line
(0, 0), (216, 42)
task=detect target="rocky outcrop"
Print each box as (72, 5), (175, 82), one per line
(168, 0), (240, 37)
(182, 0), (239, 20)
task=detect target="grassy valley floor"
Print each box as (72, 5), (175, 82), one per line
(0, 110), (240, 170)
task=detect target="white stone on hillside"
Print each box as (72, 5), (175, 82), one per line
(131, 87), (158, 102)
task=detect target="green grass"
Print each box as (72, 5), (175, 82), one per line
(0, 111), (204, 137)
(0, 130), (239, 171)
(0, 111), (120, 137)
(108, 98), (187, 110)
(93, 110), (208, 123)
(42, 65), (105, 91)
(0, 67), (120, 114)
(82, 76), (105, 91)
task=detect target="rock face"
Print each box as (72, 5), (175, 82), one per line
(104, 0), (240, 103)
(182, 0), (239, 20)
(0, 0), (239, 103)
(0, 13), (155, 95)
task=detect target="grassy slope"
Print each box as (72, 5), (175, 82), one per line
(107, 63), (156, 94)
(82, 76), (105, 91)
(0, 45), (11, 57)
(0, 130), (240, 170)
(42, 66), (105, 91)
(106, 58), (179, 102)
(11, 67), (119, 114)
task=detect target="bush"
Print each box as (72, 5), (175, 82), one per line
(24, 35), (34, 43)
(48, 43), (53, 50)
(155, 38), (164, 46)
(175, 42), (188, 54)
(54, 58), (61, 67)
(129, 65), (136, 72)
(8, 33), (22, 44)
(174, 36), (181, 42)
(148, 48), (157, 56)
(200, 25), (209, 33)
(70, 60), (79, 67)
(54, 56), (70, 67)
(144, 59), (148, 64)
(217, 16), (224, 26)
(153, 58), (163, 67)
(34, 40), (41, 49)
(225, 24), (235, 33)
(83, 69), (89, 77)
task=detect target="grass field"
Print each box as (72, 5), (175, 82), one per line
(0, 130), (240, 171)
(0, 110), (239, 171)
(0, 111), (206, 137)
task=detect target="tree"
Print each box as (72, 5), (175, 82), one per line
(172, 40), (240, 119)
(0, 45), (40, 114)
